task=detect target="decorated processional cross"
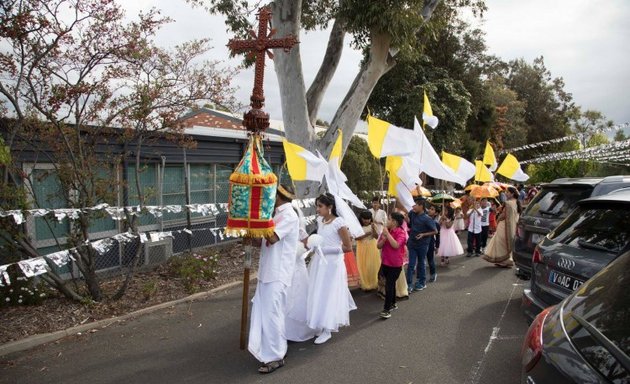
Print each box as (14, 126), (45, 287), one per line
(225, 6), (298, 238)
(224, 5), (298, 349)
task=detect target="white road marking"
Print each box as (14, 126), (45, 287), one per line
(466, 283), (519, 384)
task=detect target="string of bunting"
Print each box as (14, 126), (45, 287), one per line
(499, 122), (629, 155)
(521, 138), (630, 165)
(0, 199), (317, 226)
(0, 212), (320, 287)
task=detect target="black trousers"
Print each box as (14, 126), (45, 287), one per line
(382, 265), (402, 311)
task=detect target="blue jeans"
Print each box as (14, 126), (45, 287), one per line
(407, 242), (430, 287)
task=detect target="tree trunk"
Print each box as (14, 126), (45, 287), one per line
(271, 0), (314, 148)
(306, 19), (346, 127)
(320, 30), (395, 156)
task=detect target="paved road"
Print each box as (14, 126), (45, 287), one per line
(1, 253), (529, 384)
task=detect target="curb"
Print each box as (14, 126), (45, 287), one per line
(0, 273), (257, 358)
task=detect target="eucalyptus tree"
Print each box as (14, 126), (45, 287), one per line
(190, 0), (486, 195)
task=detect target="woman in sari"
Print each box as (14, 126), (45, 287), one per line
(482, 187), (521, 268)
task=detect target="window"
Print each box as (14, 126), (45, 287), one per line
(126, 163), (158, 227)
(162, 166), (186, 222)
(189, 164), (213, 219)
(549, 204), (630, 254)
(216, 164), (233, 204)
(524, 187), (592, 219)
(31, 168), (69, 242)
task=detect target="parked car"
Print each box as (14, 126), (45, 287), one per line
(521, 248), (630, 383)
(514, 175), (630, 279)
(521, 187), (630, 323)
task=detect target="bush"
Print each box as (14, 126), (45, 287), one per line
(0, 266), (49, 307)
(166, 252), (219, 294)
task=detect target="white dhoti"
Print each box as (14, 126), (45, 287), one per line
(285, 256), (316, 341)
(248, 281), (288, 363)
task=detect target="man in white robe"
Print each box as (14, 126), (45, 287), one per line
(248, 184), (299, 374)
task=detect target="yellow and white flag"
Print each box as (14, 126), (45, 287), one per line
(329, 129), (343, 166)
(483, 141), (497, 171)
(442, 151), (476, 184)
(474, 160), (494, 182)
(497, 153), (529, 182)
(282, 140), (327, 182)
(422, 91), (439, 129)
(385, 156), (415, 211)
(367, 115), (417, 158)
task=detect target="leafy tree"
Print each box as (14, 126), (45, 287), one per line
(614, 130), (628, 142)
(189, 0), (487, 195)
(570, 108), (613, 149)
(485, 76), (527, 151)
(340, 136), (382, 194)
(504, 57), (574, 159)
(0, 0), (239, 302)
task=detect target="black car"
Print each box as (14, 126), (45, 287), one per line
(521, 188), (630, 323)
(521, 248), (630, 383)
(514, 175), (630, 280)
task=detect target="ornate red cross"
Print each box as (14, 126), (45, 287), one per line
(227, 6), (298, 132)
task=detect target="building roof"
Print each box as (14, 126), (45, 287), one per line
(179, 107), (369, 142)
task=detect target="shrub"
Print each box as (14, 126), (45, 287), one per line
(0, 266), (49, 307)
(166, 252), (219, 294)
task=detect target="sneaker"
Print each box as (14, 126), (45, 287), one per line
(466, 253), (472, 258)
(413, 284), (426, 291)
(379, 310), (391, 319)
(428, 275), (437, 283)
(314, 330), (331, 344)
(407, 285), (414, 293)
(390, 303), (399, 310)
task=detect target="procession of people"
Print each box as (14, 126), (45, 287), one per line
(248, 181), (528, 374)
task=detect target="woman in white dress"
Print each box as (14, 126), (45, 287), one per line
(307, 193), (357, 344)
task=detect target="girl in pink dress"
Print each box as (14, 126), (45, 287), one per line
(438, 206), (464, 266)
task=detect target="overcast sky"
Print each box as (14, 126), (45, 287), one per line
(125, 0), (630, 128)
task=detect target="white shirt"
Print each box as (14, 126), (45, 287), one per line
(257, 203), (300, 286)
(369, 208), (388, 235)
(467, 208), (483, 234)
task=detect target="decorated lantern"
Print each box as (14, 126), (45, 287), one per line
(225, 135), (277, 237)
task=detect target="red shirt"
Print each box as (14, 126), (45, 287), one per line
(380, 226), (406, 267)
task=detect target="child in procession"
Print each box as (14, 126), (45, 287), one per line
(376, 212), (407, 319)
(438, 206), (464, 266)
(355, 211), (381, 291)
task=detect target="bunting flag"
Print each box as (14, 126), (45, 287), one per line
(483, 141), (498, 171)
(474, 160), (494, 182)
(385, 156), (415, 211)
(497, 153), (530, 182)
(329, 129), (343, 166)
(422, 91), (439, 129)
(282, 139), (327, 182)
(413, 117), (467, 186)
(366, 114), (417, 158)
(441, 151), (476, 183)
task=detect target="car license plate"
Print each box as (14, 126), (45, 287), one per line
(548, 270), (585, 291)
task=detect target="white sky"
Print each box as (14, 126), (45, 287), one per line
(124, 0), (630, 127)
